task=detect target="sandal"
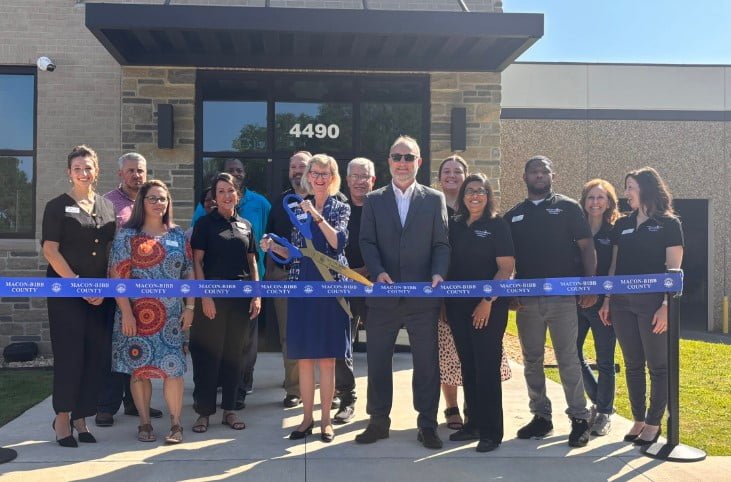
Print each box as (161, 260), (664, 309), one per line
(222, 412), (246, 430)
(137, 423), (156, 442)
(192, 416), (209, 433)
(444, 407), (464, 430)
(165, 424), (183, 444)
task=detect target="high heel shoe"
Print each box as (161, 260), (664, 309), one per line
(71, 419), (97, 443)
(633, 426), (661, 446)
(289, 421), (314, 440)
(52, 419), (78, 448)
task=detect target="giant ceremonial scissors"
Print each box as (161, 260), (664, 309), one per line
(265, 194), (373, 318)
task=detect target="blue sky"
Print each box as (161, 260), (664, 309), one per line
(504, 0), (731, 64)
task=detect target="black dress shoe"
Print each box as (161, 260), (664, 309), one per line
(623, 433), (640, 442)
(417, 428), (443, 449)
(283, 395), (302, 408)
(449, 427), (479, 442)
(95, 412), (114, 427)
(321, 430), (335, 443)
(234, 398), (246, 411)
(289, 421), (314, 440)
(355, 424), (389, 444)
(71, 420), (97, 443)
(476, 439), (500, 453)
(52, 420), (77, 448)
(633, 427), (661, 446)
(333, 405), (355, 424)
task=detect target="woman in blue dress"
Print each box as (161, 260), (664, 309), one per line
(110, 180), (194, 444)
(261, 154), (351, 444)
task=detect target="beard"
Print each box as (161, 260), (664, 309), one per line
(527, 182), (551, 197)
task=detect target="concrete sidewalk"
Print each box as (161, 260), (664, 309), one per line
(0, 352), (728, 481)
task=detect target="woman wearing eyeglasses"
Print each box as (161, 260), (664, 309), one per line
(444, 173), (515, 453)
(109, 180), (194, 444)
(189, 172), (261, 435)
(261, 154), (351, 443)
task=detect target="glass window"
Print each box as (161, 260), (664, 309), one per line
(202, 157), (270, 199)
(0, 75), (34, 151)
(0, 70), (35, 238)
(275, 102), (353, 154)
(0, 156), (34, 235)
(202, 101), (267, 152)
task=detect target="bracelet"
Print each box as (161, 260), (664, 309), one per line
(314, 215), (324, 224)
(185, 304), (195, 311)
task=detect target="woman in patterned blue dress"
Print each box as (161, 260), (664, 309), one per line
(261, 154), (351, 443)
(110, 180), (194, 444)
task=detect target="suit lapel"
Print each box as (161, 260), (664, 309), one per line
(402, 183), (423, 231)
(383, 184), (402, 232)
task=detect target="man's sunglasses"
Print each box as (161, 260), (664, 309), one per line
(389, 153), (417, 163)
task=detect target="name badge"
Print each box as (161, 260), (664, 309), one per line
(621, 228), (634, 235)
(165, 239), (179, 247)
(65, 206), (80, 214)
(511, 215), (524, 223)
(473, 229), (490, 238)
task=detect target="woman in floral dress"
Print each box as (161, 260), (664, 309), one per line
(110, 180), (194, 444)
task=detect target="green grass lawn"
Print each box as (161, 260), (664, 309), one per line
(0, 369), (53, 427)
(506, 312), (731, 456)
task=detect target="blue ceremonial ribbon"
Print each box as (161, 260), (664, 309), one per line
(0, 273), (683, 299)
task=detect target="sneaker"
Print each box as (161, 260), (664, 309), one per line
(590, 413), (612, 436)
(334, 404), (355, 424)
(568, 417), (590, 447)
(517, 415), (553, 439)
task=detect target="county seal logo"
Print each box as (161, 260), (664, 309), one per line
(180, 284), (191, 295)
(603, 280), (613, 291)
(304, 285), (314, 295)
(116, 283), (127, 294)
(51, 283), (62, 293)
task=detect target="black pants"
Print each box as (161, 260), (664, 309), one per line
(48, 297), (111, 419)
(97, 304), (133, 414)
(190, 297), (250, 416)
(366, 304), (440, 430)
(238, 315), (258, 399)
(446, 299), (508, 443)
(335, 298), (365, 405)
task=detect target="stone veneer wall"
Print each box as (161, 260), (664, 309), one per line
(121, 68), (197, 224)
(430, 73), (502, 201)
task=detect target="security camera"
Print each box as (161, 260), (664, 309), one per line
(36, 56), (56, 72)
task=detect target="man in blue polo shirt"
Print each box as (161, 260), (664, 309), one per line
(504, 155), (597, 448)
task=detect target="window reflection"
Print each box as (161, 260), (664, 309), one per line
(203, 101), (267, 152)
(202, 157), (269, 198)
(0, 156), (33, 234)
(0, 75), (34, 151)
(275, 102), (352, 153)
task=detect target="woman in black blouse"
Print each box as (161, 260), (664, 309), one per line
(599, 167), (683, 446)
(444, 173), (515, 453)
(576, 179), (619, 437)
(41, 145), (116, 447)
(189, 173), (261, 433)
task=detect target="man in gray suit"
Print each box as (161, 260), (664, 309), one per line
(355, 135), (450, 449)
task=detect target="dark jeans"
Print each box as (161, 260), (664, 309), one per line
(190, 297), (251, 416)
(576, 299), (616, 415)
(446, 299), (508, 443)
(610, 293), (667, 426)
(98, 303), (133, 414)
(335, 298), (365, 405)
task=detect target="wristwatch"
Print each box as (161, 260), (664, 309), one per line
(185, 304), (195, 311)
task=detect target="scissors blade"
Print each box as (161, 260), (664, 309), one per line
(300, 246), (373, 287)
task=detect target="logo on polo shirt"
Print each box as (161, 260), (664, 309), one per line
(116, 283), (127, 294)
(304, 285), (314, 294)
(647, 225), (663, 232)
(546, 208), (563, 215)
(51, 283), (62, 293)
(603, 280), (614, 291)
(543, 282), (553, 292)
(473, 229), (490, 238)
(483, 284), (493, 294)
(598, 238), (611, 245)
(180, 284), (191, 295)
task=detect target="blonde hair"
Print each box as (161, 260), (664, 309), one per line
(580, 178), (619, 224)
(301, 154), (341, 196)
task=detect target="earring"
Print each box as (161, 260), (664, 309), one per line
(68, 178), (73, 184)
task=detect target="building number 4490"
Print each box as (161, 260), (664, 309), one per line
(289, 123), (340, 139)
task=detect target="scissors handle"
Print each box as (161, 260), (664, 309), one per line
(283, 193), (313, 239)
(264, 233), (302, 265)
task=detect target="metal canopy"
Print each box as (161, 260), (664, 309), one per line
(85, 4), (543, 72)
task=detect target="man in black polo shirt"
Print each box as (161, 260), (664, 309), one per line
(505, 155), (597, 448)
